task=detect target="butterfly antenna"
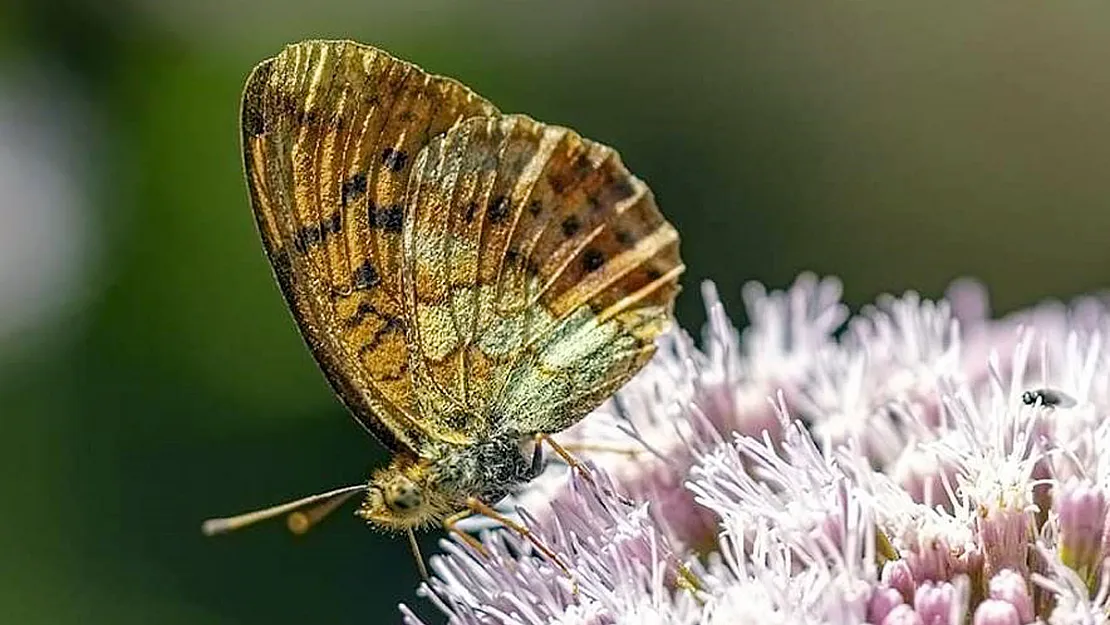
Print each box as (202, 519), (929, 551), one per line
(201, 484), (367, 537)
(407, 528), (430, 581)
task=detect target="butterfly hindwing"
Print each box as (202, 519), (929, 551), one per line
(241, 40), (498, 450)
(402, 115), (683, 438)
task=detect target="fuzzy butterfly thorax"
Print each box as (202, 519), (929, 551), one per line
(237, 39), (683, 534)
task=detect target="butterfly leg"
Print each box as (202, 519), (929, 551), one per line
(444, 499), (573, 582)
(536, 434), (635, 507)
(442, 509), (489, 556)
(534, 433), (591, 478)
(463, 496), (576, 589)
(557, 442), (643, 458)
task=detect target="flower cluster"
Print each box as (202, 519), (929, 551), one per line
(403, 273), (1110, 625)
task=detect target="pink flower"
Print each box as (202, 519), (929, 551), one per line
(403, 274), (1110, 625)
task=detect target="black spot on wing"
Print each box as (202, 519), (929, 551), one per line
(342, 172), (368, 206)
(357, 316), (403, 355)
(345, 301), (386, 329)
(280, 98), (329, 130)
(293, 224), (322, 253)
(354, 260), (380, 290)
(325, 211), (342, 234)
(381, 147), (408, 172)
(561, 216), (581, 238)
(582, 248), (605, 272)
(612, 178), (635, 199)
(369, 204), (404, 233)
(572, 153), (593, 173)
(488, 195), (511, 224)
(292, 212), (343, 253)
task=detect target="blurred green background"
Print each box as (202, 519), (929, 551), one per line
(2, 1), (1109, 623)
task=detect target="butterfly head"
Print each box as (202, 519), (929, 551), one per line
(358, 454), (450, 531)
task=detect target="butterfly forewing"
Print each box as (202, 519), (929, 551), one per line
(241, 40), (499, 451)
(402, 114), (682, 438)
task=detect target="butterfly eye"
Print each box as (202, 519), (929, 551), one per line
(387, 479), (423, 512)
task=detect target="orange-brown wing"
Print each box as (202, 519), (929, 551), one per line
(401, 114), (683, 438)
(240, 40), (499, 451)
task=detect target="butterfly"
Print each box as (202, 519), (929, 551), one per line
(203, 39), (683, 572)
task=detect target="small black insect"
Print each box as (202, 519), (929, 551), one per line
(1021, 388), (1077, 409)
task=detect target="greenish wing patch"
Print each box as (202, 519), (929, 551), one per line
(490, 304), (665, 435)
